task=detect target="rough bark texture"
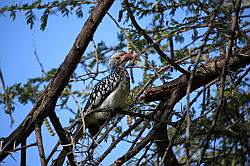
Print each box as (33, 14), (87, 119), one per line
(143, 45), (250, 102)
(0, 0), (115, 161)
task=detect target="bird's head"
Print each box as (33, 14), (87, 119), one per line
(108, 51), (136, 73)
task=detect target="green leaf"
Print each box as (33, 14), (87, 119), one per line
(40, 8), (50, 31)
(76, 5), (83, 18)
(25, 10), (36, 29)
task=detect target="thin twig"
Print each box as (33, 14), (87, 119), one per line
(114, 128), (155, 166)
(135, 142), (153, 166)
(0, 66), (14, 126)
(1, 143), (36, 154)
(32, 31), (46, 75)
(199, 0), (242, 164)
(183, 1), (223, 163)
(124, 0), (190, 76)
(45, 141), (60, 164)
(96, 118), (144, 164)
(127, 122), (148, 152)
(189, 78), (220, 107)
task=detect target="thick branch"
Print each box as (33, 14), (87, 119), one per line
(0, 0), (115, 161)
(132, 45), (250, 165)
(143, 45), (250, 102)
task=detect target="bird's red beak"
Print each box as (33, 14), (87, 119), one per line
(123, 52), (140, 61)
(123, 52), (134, 60)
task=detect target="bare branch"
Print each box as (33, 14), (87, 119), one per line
(49, 112), (76, 165)
(32, 31), (46, 75)
(143, 45), (250, 102)
(20, 140), (26, 166)
(35, 123), (46, 166)
(114, 128), (155, 165)
(96, 118), (144, 164)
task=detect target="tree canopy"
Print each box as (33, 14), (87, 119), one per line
(0, 0), (250, 165)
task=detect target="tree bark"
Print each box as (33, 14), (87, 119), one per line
(143, 45), (250, 102)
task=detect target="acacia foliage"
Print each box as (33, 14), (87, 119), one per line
(0, 0), (250, 165)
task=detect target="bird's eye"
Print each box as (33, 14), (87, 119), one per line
(115, 57), (121, 60)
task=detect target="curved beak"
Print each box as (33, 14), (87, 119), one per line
(123, 52), (141, 62)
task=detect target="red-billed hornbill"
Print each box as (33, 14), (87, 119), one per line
(83, 51), (135, 136)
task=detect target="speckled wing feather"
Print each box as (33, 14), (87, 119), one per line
(83, 72), (121, 112)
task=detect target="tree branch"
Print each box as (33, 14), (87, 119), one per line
(114, 100), (180, 166)
(35, 123), (46, 166)
(20, 139), (26, 166)
(114, 128), (155, 165)
(143, 45), (250, 102)
(49, 112), (76, 165)
(0, 0), (115, 161)
(199, 0), (242, 163)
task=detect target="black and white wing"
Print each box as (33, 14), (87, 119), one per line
(83, 72), (121, 112)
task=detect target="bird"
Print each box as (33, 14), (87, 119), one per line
(83, 51), (136, 136)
